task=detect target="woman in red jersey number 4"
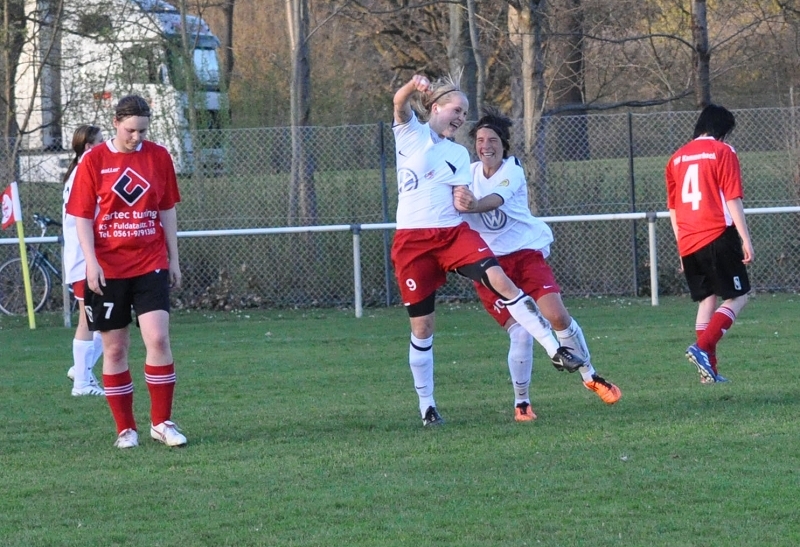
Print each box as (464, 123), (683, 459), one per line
(66, 95), (186, 448)
(665, 104), (754, 384)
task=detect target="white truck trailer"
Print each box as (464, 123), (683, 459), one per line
(15, 0), (226, 182)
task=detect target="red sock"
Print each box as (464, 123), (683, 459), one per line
(696, 326), (718, 375)
(698, 306), (735, 357)
(145, 363), (176, 426)
(103, 370), (136, 434)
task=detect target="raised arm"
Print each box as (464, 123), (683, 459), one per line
(393, 75), (430, 125)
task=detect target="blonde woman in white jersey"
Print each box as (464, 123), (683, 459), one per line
(454, 108), (622, 421)
(63, 125), (105, 396)
(392, 75), (584, 426)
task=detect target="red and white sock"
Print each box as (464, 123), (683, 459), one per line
(695, 323), (717, 374)
(697, 307), (736, 373)
(145, 363), (176, 426)
(103, 370), (136, 434)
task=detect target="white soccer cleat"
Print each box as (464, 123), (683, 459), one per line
(113, 428), (139, 449)
(87, 371), (102, 389)
(67, 366), (75, 381)
(150, 420), (187, 447)
(71, 384), (106, 397)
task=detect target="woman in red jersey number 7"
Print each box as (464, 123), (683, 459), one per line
(665, 104), (754, 384)
(66, 95), (186, 449)
(392, 73), (584, 426)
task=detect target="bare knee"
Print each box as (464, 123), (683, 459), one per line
(485, 266), (518, 300)
(537, 293), (571, 330)
(146, 331), (171, 355)
(410, 313), (435, 339)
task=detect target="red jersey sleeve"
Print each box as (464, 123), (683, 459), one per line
(156, 146), (181, 210)
(716, 145), (743, 201)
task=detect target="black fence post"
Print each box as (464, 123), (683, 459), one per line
(628, 112), (639, 296)
(379, 121), (393, 306)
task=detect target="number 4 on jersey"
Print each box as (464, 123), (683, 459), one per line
(681, 163), (702, 210)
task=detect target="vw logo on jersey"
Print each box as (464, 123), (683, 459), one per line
(481, 208), (507, 231)
(397, 168), (419, 193)
(112, 167), (151, 206)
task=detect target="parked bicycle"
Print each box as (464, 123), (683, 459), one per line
(0, 213), (71, 315)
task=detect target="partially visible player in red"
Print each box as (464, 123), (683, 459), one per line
(67, 95), (186, 448)
(392, 73), (581, 427)
(62, 124), (105, 397)
(665, 104), (754, 384)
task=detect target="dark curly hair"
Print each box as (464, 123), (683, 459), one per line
(469, 106), (513, 158)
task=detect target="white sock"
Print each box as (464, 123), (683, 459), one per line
(502, 290), (560, 357)
(91, 331), (103, 367)
(409, 334), (435, 416)
(507, 323), (533, 405)
(579, 364), (597, 382)
(554, 319), (596, 381)
(72, 339), (94, 388)
(88, 331), (103, 381)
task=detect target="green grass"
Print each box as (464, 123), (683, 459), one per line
(1, 295), (799, 546)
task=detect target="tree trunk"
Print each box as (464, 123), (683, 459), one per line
(507, 2), (523, 121)
(447, 1), (477, 115)
(0, 0), (26, 182)
(286, 0), (316, 227)
(465, 0), (484, 117)
(179, 0), (200, 176)
(219, 0), (235, 92)
(509, 0), (548, 214)
(692, 0), (711, 107)
(551, 0), (589, 161)
(40, 0), (62, 150)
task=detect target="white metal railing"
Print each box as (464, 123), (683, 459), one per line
(2, 207), (799, 321)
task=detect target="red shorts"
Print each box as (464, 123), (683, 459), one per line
(71, 281), (86, 300)
(392, 223), (495, 306)
(475, 249), (560, 326)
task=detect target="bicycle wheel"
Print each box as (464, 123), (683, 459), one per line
(0, 258), (51, 315)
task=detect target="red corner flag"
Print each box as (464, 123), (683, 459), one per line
(2, 182), (22, 229)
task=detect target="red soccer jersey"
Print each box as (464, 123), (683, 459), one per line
(66, 140), (181, 279)
(665, 136), (743, 256)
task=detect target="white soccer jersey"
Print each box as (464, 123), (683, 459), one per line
(393, 112), (471, 229)
(463, 156), (554, 257)
(61, 167), (86, 284)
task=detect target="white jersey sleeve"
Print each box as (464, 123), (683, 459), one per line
(62, 167), (86, 284)
(393, 113), (469, 229)
(463, 156), (554, 257)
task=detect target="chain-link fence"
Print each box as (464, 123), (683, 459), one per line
(4, 107), (799, 311)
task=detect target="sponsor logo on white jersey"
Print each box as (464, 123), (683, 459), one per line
(480, 209), (507, 230)
(397, 168), (419, 193)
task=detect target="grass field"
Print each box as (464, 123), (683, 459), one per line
(1, 295), (799, 546)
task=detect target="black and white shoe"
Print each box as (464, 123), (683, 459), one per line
(551, 346), (584, 373)
(422, 406), (444, 426)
